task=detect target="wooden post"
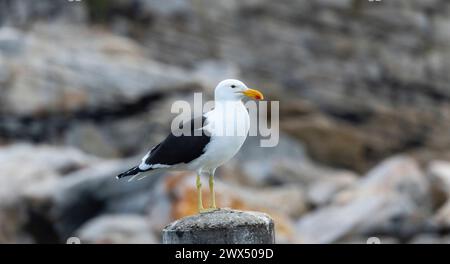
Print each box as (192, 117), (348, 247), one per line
(162, 209), (275, 244)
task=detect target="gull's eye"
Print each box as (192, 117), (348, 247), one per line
(231, 85), (236, 88)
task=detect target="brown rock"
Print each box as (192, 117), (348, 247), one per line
(153, 172), (305, 243)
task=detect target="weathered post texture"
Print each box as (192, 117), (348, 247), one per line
(162, 209), (275, 244)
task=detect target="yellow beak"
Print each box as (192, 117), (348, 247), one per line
(241, 88), (264, 100)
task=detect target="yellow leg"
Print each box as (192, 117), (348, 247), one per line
(196, 175), (204, 212)
(209, 174), (216, 209)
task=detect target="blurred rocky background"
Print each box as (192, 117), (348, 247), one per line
(1, 0), (450, 244)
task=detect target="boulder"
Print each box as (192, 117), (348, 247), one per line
(0, 0), (86, 26)
(428, 160), (450, 198)
(1, 24), (197, 116)
(22, 158), (162, 243)
(0, 23), (206, 157)
(306, 171), (357, 207)
(76, 214), (157, 244)
(0, 143), (100, 243)
(0, 143), (164, 243)
(409, 233), (450, 244)
(296, 156), (431, 243)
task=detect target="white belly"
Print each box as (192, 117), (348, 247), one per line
(200, 133), (247, 169)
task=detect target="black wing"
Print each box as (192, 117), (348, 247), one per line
(117, 116), (210, 179)
(144, 115), (210, 166)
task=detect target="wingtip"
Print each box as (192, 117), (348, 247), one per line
(116, 166), (140, 180)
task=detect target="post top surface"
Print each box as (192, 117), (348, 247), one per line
(163, 208), (273, 231)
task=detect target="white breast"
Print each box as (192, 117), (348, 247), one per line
(190, 101), (249, 171)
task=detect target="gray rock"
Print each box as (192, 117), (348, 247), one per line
(429, 160), (450, 197)
(22, 158), (163, 242)
(427, 161), (450, 228)
(296, 195), (386, 244)
(340, 236), (399, 244)
(0, 27), (25, 55)
(0, 23), (204, 157)
(409, 234), (442, 244)
(1, 24), (197, 115)
(432, 201), (450, 228)
(193, 60), (241, 91)
(0, 143), (99, 203)
(64, 123), (122, 158)
(0, 143), (100, 243)
(335, 156), (429, 206)
(347, 156), (431, 236)
(139, 0), (192, 16)
(296, 156), (431, 243)
(0, 0), (86, 26)
(0, 143), (166, 243)
(307, 172), (357, 207)
(76, 214), (157, 244)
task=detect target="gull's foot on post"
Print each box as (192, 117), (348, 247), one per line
(196, 175), (204, 212)
(209, 174), (217, 209)
(199, 208), (219, 213)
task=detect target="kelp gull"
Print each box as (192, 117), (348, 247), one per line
(117, 79), (264, 212)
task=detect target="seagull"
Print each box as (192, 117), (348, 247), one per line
(116, 79), (264, 212)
